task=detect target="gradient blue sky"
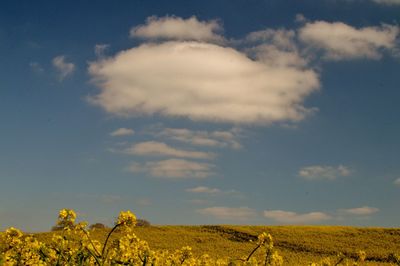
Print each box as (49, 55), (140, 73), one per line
(1, 0), (400, 231)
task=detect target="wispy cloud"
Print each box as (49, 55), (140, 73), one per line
(123, 141), (215, 159)
(29, 62), (44, 73)
(110, 128), (135, 137)
(94, 44), (110, 58)
(340, 206), (379, 215)
(52, 55), (75, 80)
(186, 186), (221, 194)
(130, 16), (224, 43)
(197, 207), (256, 220)
(298, 165), (351, 180)
(263, 206), (379, 224)
(263, 210), (331, 223)
(158, 128), (242, 149)
(371, 0), (400, 5)
(186, 186), (241, 197)
(128, 159), (214, 179)
(299, 21), (399, 60)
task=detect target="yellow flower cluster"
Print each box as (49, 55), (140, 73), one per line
(0, 208), (368, 266)
(116, 210), (137, 227)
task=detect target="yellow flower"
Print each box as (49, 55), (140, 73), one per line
(58, 208), (76, 222)
(116, 210), (137, 226)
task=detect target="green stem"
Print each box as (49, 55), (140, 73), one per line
(81, 228), (101, 258)
(101, 223), (121, 259)
(246, 244), (261, 261)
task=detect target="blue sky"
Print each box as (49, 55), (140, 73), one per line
(1, 0), (400, 231)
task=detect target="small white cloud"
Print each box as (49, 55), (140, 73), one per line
(158, 128), (242, 149)
(295, 14), (307, 24)
(130, 15), (223, 43)
(124, 141), (215, 159)
(299, 21), (399, 60)
(95, 44), (110, 58)
(298, 165), (351, 180)
(110, 128), (135, 137)
(263, 210), (331, 224)
(128, 159), (214, 178)
(186, 186), (241, 197)
(372, 0), (400, 5)
(52, 55), (75, 80)
(197, 207), (256, 220)
(341, 206), (379, 215)
(186, 186), (221, 194)
(394, 178), (400, 186)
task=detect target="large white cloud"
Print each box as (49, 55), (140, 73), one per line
(130, 16), (223, 43)
(89, 41), (319, 124)
(263, 210), (331, 223)
(299, 21), (399, 60)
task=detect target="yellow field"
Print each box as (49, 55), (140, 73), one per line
(31, 225), (400, 265)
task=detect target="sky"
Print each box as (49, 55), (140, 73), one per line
(0, 0), (400, 232)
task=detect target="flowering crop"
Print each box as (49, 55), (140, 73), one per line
(0, 209), (388, 266)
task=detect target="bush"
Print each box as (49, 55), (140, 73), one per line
(89, 223), (108, 230)
(136, 218), (151, 227)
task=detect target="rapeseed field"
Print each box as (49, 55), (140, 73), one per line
(1, 209), (399, 265)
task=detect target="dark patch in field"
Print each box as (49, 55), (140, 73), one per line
(200, 226), (257, 242)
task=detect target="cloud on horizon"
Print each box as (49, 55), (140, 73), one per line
(340, 206), (379, 215)
(263, 210), (331, 223)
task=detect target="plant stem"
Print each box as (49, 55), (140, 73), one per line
(246, 244), (261, 261)
(101, 224), (121, 259)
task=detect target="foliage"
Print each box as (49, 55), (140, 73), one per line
(89, 223), (108, 230)
(136, 219), (151, 227)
